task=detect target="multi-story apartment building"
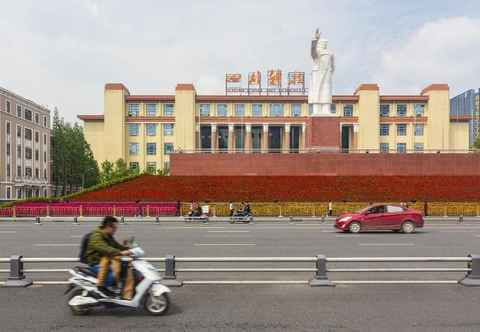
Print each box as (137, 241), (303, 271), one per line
(79, 83), (470, 173)
(450, 89), (480, 147)
(0, 87), (51, 201)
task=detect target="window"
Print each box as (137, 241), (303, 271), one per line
(146, 104), (157, 117)
(127, 103), (140, 116)
(380, 143), (389, 153)
(43, 116), (47, 127)
(163, 104), (174, 116)
(199, 104), (210, 117)
(35, 168), (39, 179)
(128, 123), (140, 136)
(217, 104), (228, 117)
(380, 124), (390, 136)
(396, 104), (407, 116)
(291, 104), (302, 117)
(129, 162), (139, 171)
(35, 150), (39, 161)
(397, 124), (407, 136)
(414, 124), (424, 136)
(44, 169), (47, 180)
(343, 104), (353, 117)
(25, 128), (32, 140)
(6, 143), (10, 156)
(164, 143), (174, 154)
(17, 126), (21, 138)
(17, 188), (22, 199)
(308, 104), (313, 115)
(235, 104), (245, 117)
(128, 143), (139, 155)
(6, 122), (10, 135)
(24, 109), (32, 121)
(380, 104), (390, 117)
(414, 143), (424, 152)
(35, 113), (39, 124)
(146, 143), (156, 155)
(164, 124), (174, 136)
(6, 164), (11, 177)
(25, 147), (32, 160)
(387, 205), (404, 213)
(6, 100), (11, 113)
(330, 104), (336, 114)
(17, 166), (22, 178)
(146, 124), (157, 136)
(17, 145), (21, 158)
(25, 167), (32, 177)
(252, 104), (263, 117)
(35, 132), (39, 143)
(43, 151), (47, 162)
(415, 104), (425, 117)
(6, 187), (11, 199)
(43, 134), (47, 145)
(397, 143), (407, 153)
(17, 105), (22, 118)
(269, 104), (284, 117)
(146, 162), (156, 174)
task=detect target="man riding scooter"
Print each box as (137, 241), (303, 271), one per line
(83, 216), (134, 300)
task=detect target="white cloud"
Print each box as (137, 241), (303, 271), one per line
(373, 17), (480, 95)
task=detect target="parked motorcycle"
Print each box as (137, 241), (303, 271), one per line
(65, 244), (171, 316)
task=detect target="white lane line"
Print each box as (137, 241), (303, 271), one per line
(70, 235), (83, 238)
(358, 243), (415, 247)
(34, 243), (79, 247)
(194, 243), (256, 246)
(0, 231), (16, 234)
(207, 231), (250, 233)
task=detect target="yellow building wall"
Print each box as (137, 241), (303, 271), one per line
(356, 88), (380, 151)
(423, 89), (450, 151)
(83, 121), (105, 163)
(104, 87), (127, 162)
(449, 122), (470, 151)
(174, 86), (196, 151)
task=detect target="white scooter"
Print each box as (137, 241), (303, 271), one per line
(66, 244), (171, 316)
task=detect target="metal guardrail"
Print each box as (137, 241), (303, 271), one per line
(1, 254), (479, 287)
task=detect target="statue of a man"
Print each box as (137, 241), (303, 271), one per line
(308, 29), (335, 116)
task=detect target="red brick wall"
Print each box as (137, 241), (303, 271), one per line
(306, 117), (341, 150)
(170, 153), (480, 176)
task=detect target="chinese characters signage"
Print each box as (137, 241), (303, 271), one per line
(225, 70), (306, 96)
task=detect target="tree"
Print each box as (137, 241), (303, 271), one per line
(51, 108), (100, 195)
(475, 135), (480, 149)
(99, 158), (138, 184)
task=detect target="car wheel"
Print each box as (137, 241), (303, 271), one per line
(401, 221), (416, 234)
(349, 222), (361, 233)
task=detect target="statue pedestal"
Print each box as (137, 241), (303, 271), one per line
(306, 117), (341, 152)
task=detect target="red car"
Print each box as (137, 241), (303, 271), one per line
(335, 204), (424, 233)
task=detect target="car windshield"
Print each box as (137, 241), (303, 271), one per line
(356, 205), (386, 214)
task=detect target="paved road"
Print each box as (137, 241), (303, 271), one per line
(1, 284), (480, 332)
(0, 219), (479, 282)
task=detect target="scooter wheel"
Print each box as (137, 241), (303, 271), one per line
(68, 288), (92, 316)
(144, 293), (170, 316)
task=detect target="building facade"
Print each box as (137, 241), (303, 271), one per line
(450, 89), (480, 147)
(0, 87), (51, 201)
(79, 83), (470, 173)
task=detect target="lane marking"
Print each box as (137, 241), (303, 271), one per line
(34, 244), (79, 247)
(70, 235), (82, 238)
(0, 231), (16, 234)
(358, 243), (415, 247)
(207, 231), (250, 233)
(194, 243), (256, 246)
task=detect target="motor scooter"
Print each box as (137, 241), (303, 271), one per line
(65, 244), (171, 316)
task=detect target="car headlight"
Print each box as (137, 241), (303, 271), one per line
(338, 216), (352, 222)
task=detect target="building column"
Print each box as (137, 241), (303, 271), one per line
(352, 124), (359, 152)
(262, 124), (269, 153)
(196, 124), (200, 151)
(283, 123), (291, 153)
(228, 124), (235, 153)
(245, 124), (252, 153)
(300, 123), (306, 152)
(211, 124), (217, 152)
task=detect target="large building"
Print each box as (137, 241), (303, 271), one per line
(79, 82), (470, 173)
(0, 87), (51, 201)
(450, 89), (480, 147)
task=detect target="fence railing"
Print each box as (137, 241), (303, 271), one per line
(173, 148), (480, 154)
(1, 254), (479, 287)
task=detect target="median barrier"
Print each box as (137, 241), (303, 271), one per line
(0, 255), (476, 287)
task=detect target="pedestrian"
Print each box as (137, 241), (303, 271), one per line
(229, 201), (235, 216)
(135, 200), (143, 217)
(328, 201), (333, 216)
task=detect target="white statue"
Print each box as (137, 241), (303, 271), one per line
(308, 29), (335, 116)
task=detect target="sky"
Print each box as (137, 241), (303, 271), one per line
(1, 0), (480, 123)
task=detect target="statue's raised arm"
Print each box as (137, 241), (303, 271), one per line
(311, 29), (320, 59)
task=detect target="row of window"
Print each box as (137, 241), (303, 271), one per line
(379, 143), (424, 153)
(4, 186), (48, 200)
(379, 124), (424, 136)
(380, 104), (425, 117)
(129, 142), (174, 156)
(200, 103), (343, 117)
(5, 164), (48, 180)
(6, 122), (48, 144)
(4, 100), (49, 127)
(6, 143), (48, 162)
(128, 123), (174, 137)
(128, 161), (169, 173)
(128, 103), (174, 117)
